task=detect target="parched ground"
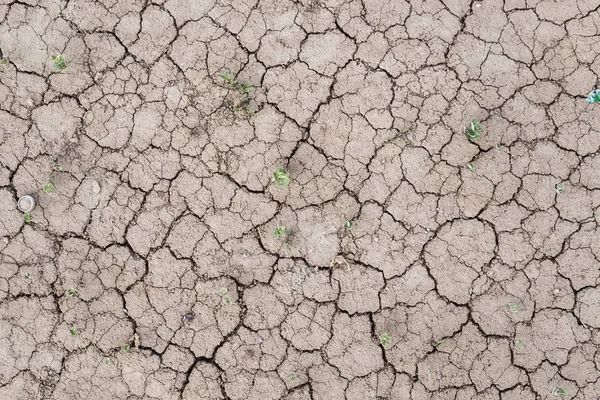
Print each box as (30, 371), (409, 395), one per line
(1, 0), (600, 398)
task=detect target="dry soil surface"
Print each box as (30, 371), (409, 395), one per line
(1, 0), (600, 399)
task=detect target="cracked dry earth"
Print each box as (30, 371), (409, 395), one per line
(2, 0), (600, 399)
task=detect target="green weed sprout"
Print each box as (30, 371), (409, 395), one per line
(1, 56), (8, 65)
(120, 344), (130, 352)
(272, 225), (293, 250)
(219, 71), (256, 117)
(506, 303), (519, 312)
(466, 162), (474, 170)
(24, 272), (31, 281)
(551, 387), (566, 395)
(586, 89), (600, 103)
(23, 212), (32, 223)
(555, 183), (565, 193)
(344, 221), (354, 230)
(51, 55), (67, 70)
(463, 118), (483, 140)
(273, 225), (287, 238)
(70, 327), (77, 336)
(43, 182), (54, 193)
(273, 167), (290, 187)
(218, 287), (228, 296)
(65, 287), (78, 298)
(379, 332), (391, 346)
(218, 71), (237, 86)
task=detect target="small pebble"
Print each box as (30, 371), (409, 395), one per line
(183, 314), (193, 322)
(91, 180), (101, 194)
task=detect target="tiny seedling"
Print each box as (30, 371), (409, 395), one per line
(273, 167), (290, 187)
(24, 272), (31, 281)
(53, 164), (63, 171)
(515, 339), (523, 345)
(555, 183), (565, 193)
(65, 287), (78, 298)
(379, 332), (391, 346)
(551, 386), (566, 396)
(23, 212), (32, 223)
(223, 296), (232, 304)
(272, 225), (293, 250)
(121, 344), (130, 352)
(51, 55), (67, 70)
(69, 327), (77, 336)
(218, 287), (228, 296)
(218, 71), (237, 86)
(463, 118), (483, 141)
(466, 162), (474, 170)
(506, 303), (519, 312)
(434, 339), (444, 347)
(273, 225), (287, 239)
(43, 182), (54, 193)
(344, 220), (354, 230)
(219, 71), (256, 116)
(1, 56), (7, 65)
(289, 375), (296, 381)
(495, 144), (501, 152)
(105, 358), (111, 365)
(586, 89), (600, 103)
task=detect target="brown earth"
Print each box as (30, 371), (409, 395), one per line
(1, 0), (600, 399)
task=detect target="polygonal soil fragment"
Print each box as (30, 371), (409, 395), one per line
(424, 219), (496, 304)
(325, 313), (384, 379)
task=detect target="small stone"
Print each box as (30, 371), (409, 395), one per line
(91, 180), (101, 194)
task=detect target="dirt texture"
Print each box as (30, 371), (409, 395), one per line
(1, 0), (600, 399)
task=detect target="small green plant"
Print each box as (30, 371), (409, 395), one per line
(273, 225), (287, 238)
(223, 296), (232, 304)
(218, 287), (228, 296)
(515, 338), (523, 345)
(555, 183), (565, 193)
(272, 225), (293, 250)
(273, 167), (290, 187)
(105, 358), (111, 364)
(289, 375), (296, 381)
(506, 303), (519, 312)
(218, 71), (237, 86)
(466, 162), (474, 170)
(218, 71), (256, 116)
(23, 212), (32, 223)
(43, 182), (54, 193)
(551, 386), (566, 395)
(344, 220), (354, 230)
(434, 339), (444, 347)
(379, 332), (391, 346)
(65, 287), (78, 298)
(586, 89), (600, 103)
(1, 56), (8, 65)
(495, 144), (501, 152)
(463, 118), (483, 140)
(121, 343), (130, 352)
(51, 55), (67, 70)
(24, 272), (31, 281)
(69, 327), (77, 336)
(53, 164), (63, 171)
